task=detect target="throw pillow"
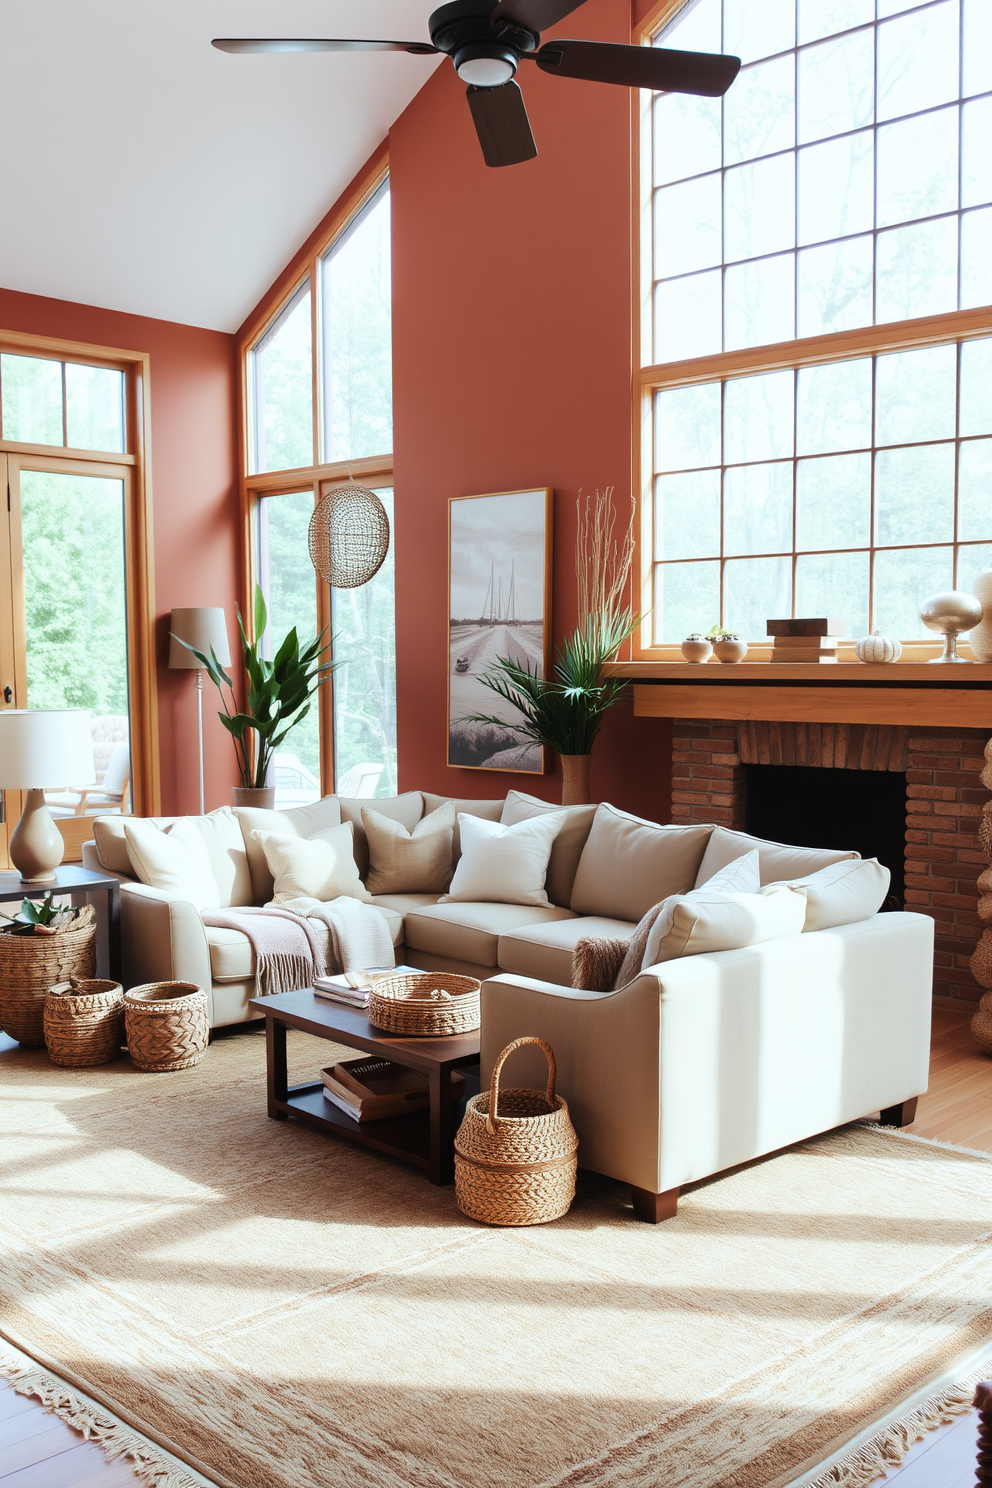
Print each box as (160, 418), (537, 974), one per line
(439, 811), (566, 907)
(692, 825), (859, 890)
(768, 856), (890, 932)
(615, 850), (761, 985)
(363, 801), (455, 894)
(569, 804), (713, 922)
(640, 883), (807, 971)
(253, 823), (371, 905)
(501, 790), (597, 907)
(123, 817), (220, 911)
(572, 936), (629, 992)
(235, 795), (343, 901)
(337, 793), (425, 879)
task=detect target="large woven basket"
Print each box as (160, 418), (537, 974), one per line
(44, 977), (124, 1068)
(454, 1037), (578, 1226)
(0, 906), (97, 1048)
(368, 972), (481, 1036)
(124, 982), (209, 1072)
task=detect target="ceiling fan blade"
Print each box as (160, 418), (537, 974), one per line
(533, 40), (740, 95)
(491, 0), (588, 31)
(212, 38), (437, 56)
(466, 81), (538, 167)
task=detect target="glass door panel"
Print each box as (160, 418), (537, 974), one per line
(15, 468), (132, 853)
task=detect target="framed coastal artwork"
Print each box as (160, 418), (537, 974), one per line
(447, 488), (553, 773)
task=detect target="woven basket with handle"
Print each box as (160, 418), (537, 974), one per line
(0, 906), (97, 1048)
(454, 1036), (578, 1226)
(368, 972), (481, 1036)
(44, 976), (124, 1068)
(124, 982), (209, 1072)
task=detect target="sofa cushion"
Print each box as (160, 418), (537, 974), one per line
(693, 826), (859, 889)
(206, 902), (403, 982)
(93, 814), (175, 876)
(771, 856), (890, 932)
(500, 791), (597, 907)
(570, 805), (713, 921)
(404, 902), (575, 968)
(254, 824), (371, 905)
(339, 793), (424, 879)
(235, 796), (343, 901)
(370, 892), (442, 915)
(124, 818), (220, 911)
(364, 801), (454, 894)
(422, 795), (504, 860)
(498, 915), (635, 986)
(440, 812), (566, 906)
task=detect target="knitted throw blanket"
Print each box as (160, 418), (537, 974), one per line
(201, 906), (326, 999)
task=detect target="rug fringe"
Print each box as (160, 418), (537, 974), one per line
(0, 1344), (208, 1488)
(803, 1354), (992, 1488)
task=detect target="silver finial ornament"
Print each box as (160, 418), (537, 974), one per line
(920, 590), (983, 663)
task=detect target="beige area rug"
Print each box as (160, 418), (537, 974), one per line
(2, 1029), (992, 1488)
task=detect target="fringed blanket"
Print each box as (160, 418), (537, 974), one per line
(201, 898), (394, 999)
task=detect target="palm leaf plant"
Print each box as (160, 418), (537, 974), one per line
(463, 490), (641, 802)
(173, 585), (338, 790)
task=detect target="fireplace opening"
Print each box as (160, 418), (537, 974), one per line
(743, 764), (907, 909)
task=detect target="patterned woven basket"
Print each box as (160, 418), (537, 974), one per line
(454, 1036), (578, 1226)
(44, 976), (124, 1068)
(0, 906), (97, 1048)
(123, 982), (209, 1072)
(368, 972), (481, 1036)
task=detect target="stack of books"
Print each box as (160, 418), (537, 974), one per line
(320, 1056), (466, 1123)
(767, 617), (845, 663)
(312, 964), (421, 1009)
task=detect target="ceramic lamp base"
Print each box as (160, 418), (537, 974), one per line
(9, 788), (64, 882)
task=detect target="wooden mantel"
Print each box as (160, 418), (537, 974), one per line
(603, 661), (992, 728)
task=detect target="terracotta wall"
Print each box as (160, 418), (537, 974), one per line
(389, 0), (672, 817)
(0, 287), (240, 816)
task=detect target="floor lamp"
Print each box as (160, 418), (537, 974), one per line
(168, 608), (231, 815)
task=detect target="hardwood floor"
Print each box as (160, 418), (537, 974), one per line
(0, 1008), (989, 1487)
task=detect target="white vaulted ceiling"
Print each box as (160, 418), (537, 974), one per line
(0, 2), (441, 331)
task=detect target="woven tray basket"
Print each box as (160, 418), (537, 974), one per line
(124, 982), (209, 1072)
(368, 972), (481, 1036)
(44, 977), (124, 1068)
(0, 906), (97, 1048)
(454, 1037), (578, 1226)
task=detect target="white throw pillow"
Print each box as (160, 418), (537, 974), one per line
(616, 849), (760, 983)
(642, 882), (806, 968)
(123, 817), (220, 911)
(253, 824), (371, 905)
(695, 848), (761, 895)
(768, 856), (890, 932)
(439, 811), (566, 907)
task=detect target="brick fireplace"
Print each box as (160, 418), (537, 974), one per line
(670, 719), (987, 1010)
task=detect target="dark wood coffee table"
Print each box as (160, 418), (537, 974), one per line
(250, 989), (481, 1185)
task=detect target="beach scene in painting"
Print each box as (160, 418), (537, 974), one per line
(448, 490), (548, 772)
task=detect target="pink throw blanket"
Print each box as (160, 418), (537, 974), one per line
(201, 906), (326, 998)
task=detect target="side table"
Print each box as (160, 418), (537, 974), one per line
(0, 866), (121, 982)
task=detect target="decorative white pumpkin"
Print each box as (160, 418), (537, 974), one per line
(855, 629), (902, 664)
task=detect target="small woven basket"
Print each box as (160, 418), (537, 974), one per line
(368, 972), (481, 1036)
(124, 982), (209, 1072)
(44, 976), (124, 1068)
(0, 906), (97, 1048)
(454, 1036), (578, 1226)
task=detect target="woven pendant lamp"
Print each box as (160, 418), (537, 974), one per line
(308, 482), (390, 589)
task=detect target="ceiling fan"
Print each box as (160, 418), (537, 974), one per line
(213, 0), (740, 168)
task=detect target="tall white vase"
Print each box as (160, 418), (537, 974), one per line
(971, 570), (992, 662)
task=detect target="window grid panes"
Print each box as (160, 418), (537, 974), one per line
(320, 181), (392, 463)
(652, 335), (992, 642)
(650, 0), (992, 364)
(248, 279), (313, 475)
(0, 353), (126, 453)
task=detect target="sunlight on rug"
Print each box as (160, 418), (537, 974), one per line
(1, 1027), (991, 1488)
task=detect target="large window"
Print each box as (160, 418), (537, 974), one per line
(642, 0), (992, 646)
(244, 167), (396, 801)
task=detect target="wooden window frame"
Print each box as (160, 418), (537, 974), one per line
(0, 330), (160, 846)
(631, 0), (992, 662)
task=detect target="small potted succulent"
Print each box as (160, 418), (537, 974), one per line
(680, 633), (713, 663)
(707, 625), (748, 663)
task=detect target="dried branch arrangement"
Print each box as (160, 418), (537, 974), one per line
(575, 486), (637, 635)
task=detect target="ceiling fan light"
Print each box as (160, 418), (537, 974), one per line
(454, 43), (516, 86)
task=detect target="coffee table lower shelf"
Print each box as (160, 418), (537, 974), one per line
(278, 1081), (435, 1168)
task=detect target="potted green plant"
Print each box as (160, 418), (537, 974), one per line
(707, 625), (748, 663)
(463, 490), (639, 805)
(174, 586), (338, 808)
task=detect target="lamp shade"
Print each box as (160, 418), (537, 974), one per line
(0, 709), (96, 789)
(169, 607), (231, 669)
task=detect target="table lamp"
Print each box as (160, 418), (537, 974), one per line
(0, 710), (96, 881)
(168, 607), (231, 814)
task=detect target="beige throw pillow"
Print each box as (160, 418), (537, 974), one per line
(235, 796), (343, 901)
(123, 818), (220, 911)
(363, 801), (455, 894)
(501, 790), (597, 907)
(642, 883), (807, 968)
(338, 793), (425, 879)
(253, 824), (371, 905)
(569, 805), (713, 921)
(615, 850), (761, 985)
(770, 856), (890, 932)
(439, 811), (566, 906)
